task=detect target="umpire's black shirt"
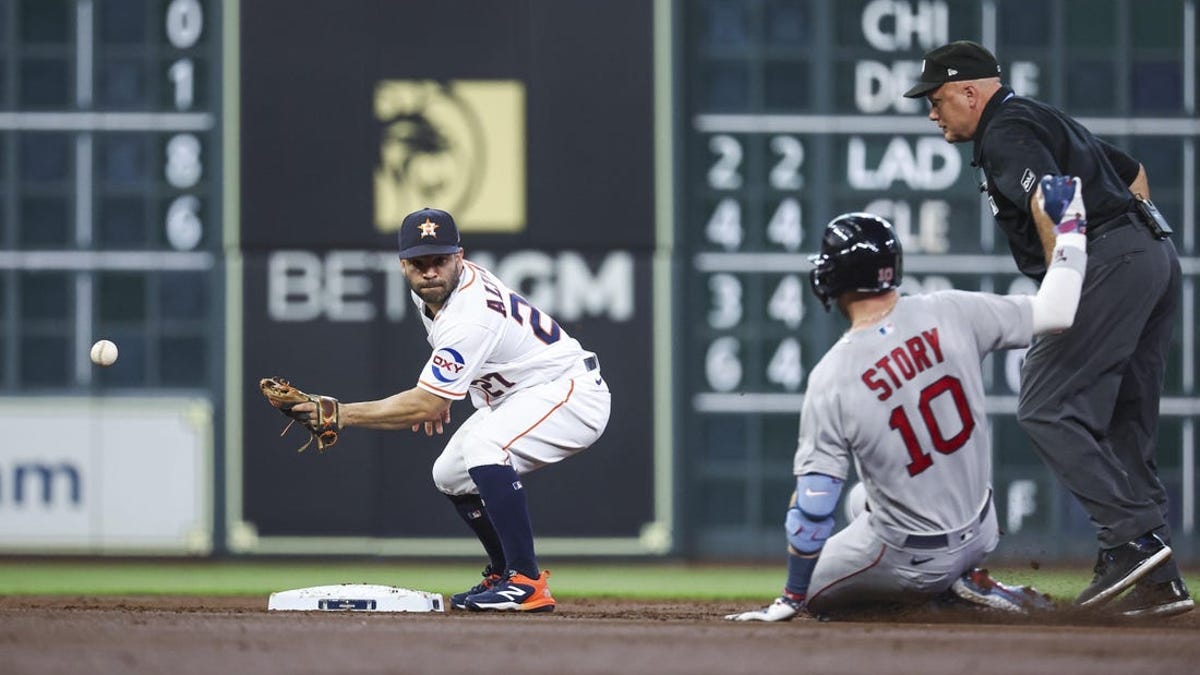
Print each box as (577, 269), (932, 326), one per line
(972, 86), (1140, 280)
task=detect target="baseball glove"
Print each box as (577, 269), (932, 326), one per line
(259, 377), (340, 453)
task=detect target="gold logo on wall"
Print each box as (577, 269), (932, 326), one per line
(374, 80), (526, 233)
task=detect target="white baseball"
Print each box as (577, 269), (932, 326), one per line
(90, 339), (119, 367)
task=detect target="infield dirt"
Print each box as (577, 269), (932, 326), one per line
(2, 595), (1197, 674)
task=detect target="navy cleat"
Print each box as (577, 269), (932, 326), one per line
(450, 567), (503, 610)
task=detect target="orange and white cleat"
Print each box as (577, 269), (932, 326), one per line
(465, 569), (556, 613)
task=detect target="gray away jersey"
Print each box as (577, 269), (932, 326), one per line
(794, 290), (1034, 536)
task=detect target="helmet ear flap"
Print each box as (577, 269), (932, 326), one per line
(808, 256), (835, 312)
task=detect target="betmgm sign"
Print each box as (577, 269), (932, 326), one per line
(374, 80), (526, 234)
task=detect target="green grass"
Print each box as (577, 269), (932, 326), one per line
(0, 560), (1119, 601)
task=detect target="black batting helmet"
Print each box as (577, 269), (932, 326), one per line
(809, 212), (903, 311)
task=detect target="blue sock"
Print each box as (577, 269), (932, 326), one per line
(784, 551), (818, 599)
(468, 464), (539, 578)
(447, 493), (506, 574)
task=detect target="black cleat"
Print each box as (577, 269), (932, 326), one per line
(1111, 578), (1195, 618)
(1075, 533), (1172, 608)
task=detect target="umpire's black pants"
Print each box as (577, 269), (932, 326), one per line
(1017, 214), (1181, 552)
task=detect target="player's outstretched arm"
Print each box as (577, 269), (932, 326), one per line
(1029, 175), (1088, 335)
(340, 387), (453, 433)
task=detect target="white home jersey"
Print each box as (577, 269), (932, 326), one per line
(414, 261), (594, 408)
(794, 290), (1033, 537)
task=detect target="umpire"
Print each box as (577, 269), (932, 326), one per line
(904, 40), (1190, 618)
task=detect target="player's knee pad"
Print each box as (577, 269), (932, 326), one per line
(786, 473), (843, 554)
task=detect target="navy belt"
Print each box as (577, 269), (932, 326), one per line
(583, 356), (599, 371)
(904, 498), (991, 550)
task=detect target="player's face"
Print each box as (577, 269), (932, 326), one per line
(402, 251), (463, 308)
(926, 83), (978, 143)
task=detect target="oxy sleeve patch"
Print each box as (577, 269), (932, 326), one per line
(430, 347), (468, 383)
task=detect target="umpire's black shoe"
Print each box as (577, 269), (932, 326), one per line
(1075, 533), (1172, 608)
(1111, 578), (1195, 618)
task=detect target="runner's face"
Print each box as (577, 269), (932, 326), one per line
(403, 251), (463, 307)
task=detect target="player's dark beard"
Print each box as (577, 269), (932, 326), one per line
(414, 260), (461, 306)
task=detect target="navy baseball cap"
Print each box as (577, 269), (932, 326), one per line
(903, 40), (1001, 98)
(397, 207), (463, 259)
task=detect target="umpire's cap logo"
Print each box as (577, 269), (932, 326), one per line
(374, 80), (527, 234)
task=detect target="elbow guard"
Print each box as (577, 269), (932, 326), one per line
(785, 474), (844, 555)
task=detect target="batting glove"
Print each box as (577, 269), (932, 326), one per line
(1038, 175), (1087, 235)
(724, 595), (806, 622)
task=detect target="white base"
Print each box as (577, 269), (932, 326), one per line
(268, 584), (444, 613)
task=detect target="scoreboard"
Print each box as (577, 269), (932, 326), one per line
(0, 0), (221, 391)
(678, 0), (1199, 557)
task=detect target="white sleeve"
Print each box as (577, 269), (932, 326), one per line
(1030, 232), (1087, 335)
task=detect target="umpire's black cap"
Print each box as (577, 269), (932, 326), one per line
(397, 207), (463, 259)
(903, 40), (1001, 98)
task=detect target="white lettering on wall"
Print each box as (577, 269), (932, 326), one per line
(862, 198), (951, 253)
(1009, 61), (1040, 97)
(860, 0), (948, 51)
(847, 137), (962, 190)
(268, 250), (636, 323)
(854, 60), (926, 113)
(1006, 480), (1038, 533)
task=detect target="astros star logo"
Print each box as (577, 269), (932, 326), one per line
(418, 218), (440, 238)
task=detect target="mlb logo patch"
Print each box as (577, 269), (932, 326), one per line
(878, 323), (896, 336)
(1020, 168), (1037, 192)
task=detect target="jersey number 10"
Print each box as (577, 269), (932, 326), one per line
(887, 375), (975, 477)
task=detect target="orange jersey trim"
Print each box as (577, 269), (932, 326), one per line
(418, 379), (468, 400)
(459, 262), (479, 292)
(501, 379), (576, 451)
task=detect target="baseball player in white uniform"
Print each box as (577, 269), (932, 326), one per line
(728, 176), (1089, 621)
(314, 207), (610, 613)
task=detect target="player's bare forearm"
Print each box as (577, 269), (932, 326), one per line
(1128, 164), (1149, 200)
(339, 387), (452, 431)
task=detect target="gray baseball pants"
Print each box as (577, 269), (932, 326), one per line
(1017, 215), (1181, 553)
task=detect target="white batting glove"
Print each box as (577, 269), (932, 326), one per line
(724, 596), (805, 622)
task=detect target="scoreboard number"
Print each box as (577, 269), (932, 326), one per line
(705, 336), (743, 393)
(766, 198), (803, 251)
(767, 275), (804, 328)
(767, 136), (805, 190)
(766, 337), (804, 392)
(707, 134), (744, 189)
(705, 198), (743, 251)
(707, 273), (743, 330)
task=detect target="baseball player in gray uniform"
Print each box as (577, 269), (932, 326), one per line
(728, 176), (1088, 621)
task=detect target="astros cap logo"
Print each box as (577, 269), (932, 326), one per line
(418, 218), (440, 238)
